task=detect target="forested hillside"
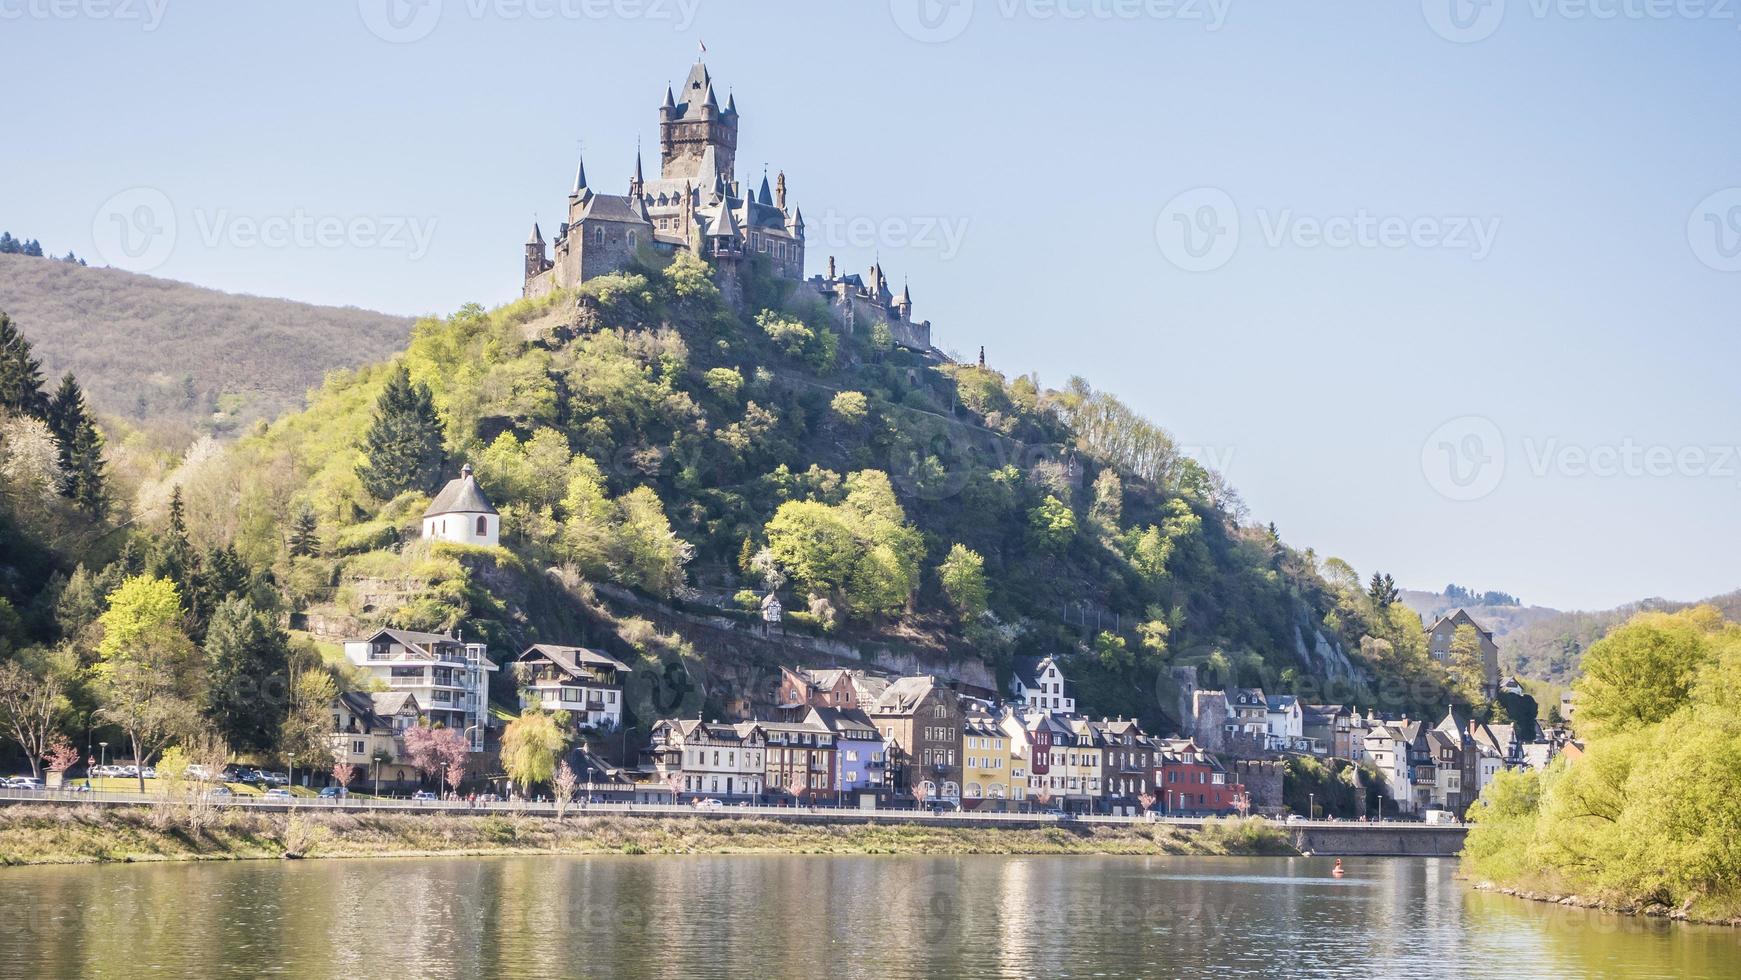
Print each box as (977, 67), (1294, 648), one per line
(0, 251), (1506, 764)
(0, 252), (410, 433)
(1496, 589), (1741, 687)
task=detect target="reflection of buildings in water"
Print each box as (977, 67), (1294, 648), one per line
(995, 856), (1037, 976)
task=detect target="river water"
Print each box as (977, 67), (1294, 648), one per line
(0, 855), (1735, 978)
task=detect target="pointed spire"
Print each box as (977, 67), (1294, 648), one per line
(757, 170), (773, 206)
(703, 82), (719, 111)
(791, 205), (805, 232)
(663, 85), (676, 109)
(898, 281), (912, 307)
(634, 144), (645, 183)
(571, 152), (589, 198)
(527, 222), (544, 245)
(726, 91), (738, 116)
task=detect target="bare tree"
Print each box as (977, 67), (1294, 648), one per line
(553, 760), (578, 821)
(0, 661), (66, 780)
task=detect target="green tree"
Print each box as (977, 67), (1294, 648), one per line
(95, 625), (205, 791)
(287, 506), (321, 558)
(280, 668), (339, 789)
(203, 598), (291, 754)
(501, 709), (567, 793)
(358, 364), (448, 500)
(1027, 495), (1076, 553)
(96, 575), (184, 659)
(0, 312), (48, 418)
(1367, 572), (1399, 610)
(1574, 606), (1727, 736)
(1447, 624), (1490, 707)
(937, 544), (989, 622)
(45, 372), (107, 516)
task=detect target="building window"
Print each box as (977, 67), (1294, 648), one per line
(476, 515), (488, 536)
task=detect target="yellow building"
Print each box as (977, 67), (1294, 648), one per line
(961, 711), (1019, 810)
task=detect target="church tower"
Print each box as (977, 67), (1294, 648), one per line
(659, 58), (738, 185)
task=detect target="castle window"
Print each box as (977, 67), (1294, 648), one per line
(476, 516), (488, 536)
(628, 231), (637, 247)
(593, 227), (604, 244)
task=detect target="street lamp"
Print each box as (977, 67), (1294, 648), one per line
(1309, 792), (1315, 821)
(99, 742), (108, 769)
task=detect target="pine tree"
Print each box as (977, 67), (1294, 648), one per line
(202, 597), (291, 754)
(0, 233), (16, 255)
(0, 312), (48, 417)
(44, 372), (106, 517)
(357, 364), (448, 500)
(287, 507), (321, 558)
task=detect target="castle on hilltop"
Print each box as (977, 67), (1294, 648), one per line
(521, 56), (934, 353)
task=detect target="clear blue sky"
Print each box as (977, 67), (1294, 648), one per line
(6, 0), (1739, 610)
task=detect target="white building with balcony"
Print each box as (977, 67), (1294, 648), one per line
(342, 628), (498, 751)
(513, 644), (632, 730)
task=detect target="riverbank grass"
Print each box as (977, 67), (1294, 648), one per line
(0, 806), (1295, 867)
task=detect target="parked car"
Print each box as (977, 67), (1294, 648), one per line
(206, 786), (234, 799)
(693, 798), (724, 809)
(265, 771), (288, 786)
(1285, 814), (1307, 825)
(263, 788), (293, 800)
(4, 777), (43, 790)
(410, 790), (438, 802)
(139, 767), (156, 780)
(317, 786), (347, 800)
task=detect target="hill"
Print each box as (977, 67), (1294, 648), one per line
(1398, 587), (1566, 647)
(0, 252), (1498, 751)
(1494, 589), (1741, 687)
(0, 253), (411, 433)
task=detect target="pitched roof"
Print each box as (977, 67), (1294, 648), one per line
(424, 465), (497, 517)
(1427, 608), (1495, 640)
(808, 706), (879, 739)
(872, 676), (940, 714)
(370, 691), (418, 717)
(578, 193), (653, 225)
(520, 644), (634, 677)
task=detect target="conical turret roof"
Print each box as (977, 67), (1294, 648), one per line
(425, 464), (498, 517)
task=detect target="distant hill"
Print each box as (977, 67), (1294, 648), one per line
(0, 253), (411, 433)
(1402, 584), (1741, 687)
(1494, 589), (1741, 687)
(1398, 587), (1563, 641)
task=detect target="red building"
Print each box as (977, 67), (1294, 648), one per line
(1154, 739), (1248, 815)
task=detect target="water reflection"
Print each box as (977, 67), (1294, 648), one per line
(0, 855), (1735, 978)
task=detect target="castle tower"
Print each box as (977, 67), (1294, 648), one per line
(525, 223), (548, 279)
(775, 171), (787, 211)
(629, 145), (645, 202)
(660, 58), (738, 185)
